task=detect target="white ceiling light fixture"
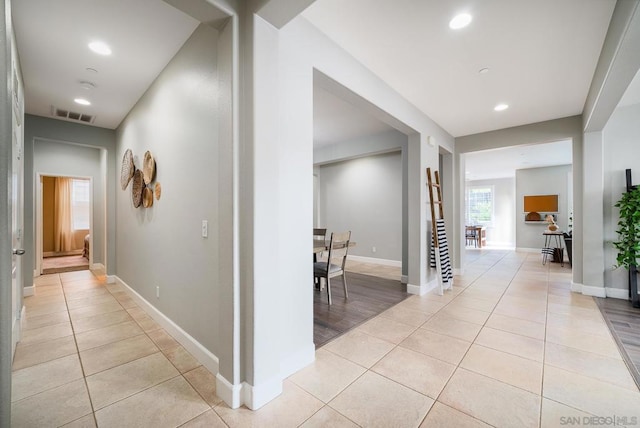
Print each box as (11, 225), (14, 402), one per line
(494, 103), (509, 111)
(74, 98), (91, 106)
(479, 67), (489, 74)
(449, 13), (472, 30)
(88, 41), (112, 56)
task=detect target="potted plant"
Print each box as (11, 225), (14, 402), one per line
(613, 186), (640, 307)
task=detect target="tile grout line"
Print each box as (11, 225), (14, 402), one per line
(60, 272), (100, 428)
(420, 250), (532, 427)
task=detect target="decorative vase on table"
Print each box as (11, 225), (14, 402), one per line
(545, 215), (558, 232)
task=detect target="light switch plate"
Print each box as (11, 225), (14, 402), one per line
(202, 220), (208, 238)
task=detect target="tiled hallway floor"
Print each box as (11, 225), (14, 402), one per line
(12, 251), (640, 427)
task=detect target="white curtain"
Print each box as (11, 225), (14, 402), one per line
(53, 177), (74, 252)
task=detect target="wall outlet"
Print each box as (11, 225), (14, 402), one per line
(202, 220), (208, 238)
(156, 286), (160, 299)
(372, 246), (376, 253)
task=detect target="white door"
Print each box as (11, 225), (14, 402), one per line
(10, 65), (24, 355)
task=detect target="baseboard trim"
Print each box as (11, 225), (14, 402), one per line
(114, 276), (220, 377)
(23, 285), (35, 297)
(91, 263), (105, 271)
(571, 282), (583, 293)
(33, 269), (39, 278)
(242, 373), (283, 410)
(280, 343), (315, 380)
(347, 255), (401, 268)
(216, 374), (243, 409)
(400, 275), (408, 284)
(581, 284), (607, 298)
(106, 275), (116, 284)
(605, 287), (629, 299)
(44, 250), (83, 257)
(407, 278), (439, 296)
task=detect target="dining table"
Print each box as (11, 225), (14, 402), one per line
(313, 239), (355, 254)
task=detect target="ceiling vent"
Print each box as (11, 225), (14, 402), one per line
(51, 106), (95, 124)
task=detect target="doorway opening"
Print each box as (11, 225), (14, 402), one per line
(39, 175), (92, 274)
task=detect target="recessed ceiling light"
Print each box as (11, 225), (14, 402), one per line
(494, 103), (509, 111)
(86, 68), (98, 73)
(74, 98), (91, 106)
(88, 41), (112, 56)
(79, 81), (96, 90)
(479, 67), (489, 74)
(449, 13), (472, 30)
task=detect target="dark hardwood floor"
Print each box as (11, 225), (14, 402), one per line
(595, 296), (640, 388)
(314, 272), (409, 348)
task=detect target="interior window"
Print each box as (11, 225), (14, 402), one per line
(466, 186), (493, 225)
(71, 179), (90, 230)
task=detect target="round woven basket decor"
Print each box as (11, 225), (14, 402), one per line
(143, 150), (155, 185)
(120, 149), (134, 190)
(131, 169), (144, 208)
(154, 182), (162, 200)
(143, 187), (154, 208)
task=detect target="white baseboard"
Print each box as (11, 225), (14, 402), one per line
(44, 250), (83, 257)
(33, 269), (39, 278)
(605, 287), (629, 299)
(242, 373), (283, 410)
(91, 263), (105, 271)
(216, 374), (243, 409)
(280, 343), (315, 380)
(23, 285), (35, 297)
(347, 255), (401, 268)
(106, 275), (116, 284)
(407, 278), (438, 295)
(571, 282), (583, 293)
(114, 276), (220, 377)
(580, 284), (607, 298)
(400, 275), (408, 284)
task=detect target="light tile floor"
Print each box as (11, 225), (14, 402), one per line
(12, 250), (640, 427)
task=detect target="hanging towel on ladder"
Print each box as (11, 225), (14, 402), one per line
(429, 218), (453, 286)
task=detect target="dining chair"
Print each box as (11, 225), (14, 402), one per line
(313, 231), (351, 305)
(465, 226), (477, 247)
(313, 228), (327, 263)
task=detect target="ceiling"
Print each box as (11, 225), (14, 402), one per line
(314, 86), (394, 148)
(303, 0), (616, 137)
(464, 140), (573, 181)
(12, 0), (199, 129)
(11, 0), (621, 141)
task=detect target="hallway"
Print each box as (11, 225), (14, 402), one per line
(11, 251), (640, 427)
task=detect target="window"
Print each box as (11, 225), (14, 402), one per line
(71, 179), (90, 230)
(466, 186), (493, 225)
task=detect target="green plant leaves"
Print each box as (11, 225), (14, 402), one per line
(614, 187), (640, 269)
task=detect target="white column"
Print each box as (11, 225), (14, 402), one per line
(407, 134), (437, 294)
(581, 131), (605, 296)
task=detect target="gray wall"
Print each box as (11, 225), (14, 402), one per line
(23, 115), (116, 289)
(603, 102), (640, 291)
(33, 140), (105, 264)
(115, 25), (225, 357)
(515, 165), (572, 249)
(319, 151), (402, 262)
(466, 177), (516, 247)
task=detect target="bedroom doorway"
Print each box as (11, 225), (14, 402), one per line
(38, 175), (92, 274)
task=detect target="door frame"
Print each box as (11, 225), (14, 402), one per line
(35, 173), (94, 276)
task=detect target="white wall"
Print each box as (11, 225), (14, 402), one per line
(603, 102), (640, 292)
(466, 177), (515, 247)
(115, 25), (226, 360)
(319, 151), (402, 262)
(515, 165), (572, 249)
(33, 140), (105, 264)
